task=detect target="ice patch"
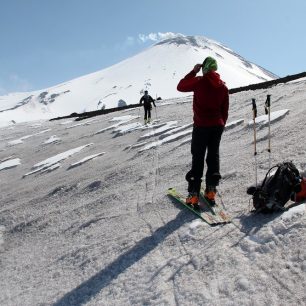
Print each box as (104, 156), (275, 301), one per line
(225, 119), (244, 130)
(113, 122), (143, 136)
(124, 141), (149, 151)
(68, 152), (105, 169)
(8, 129), (51, 146)
(0, 158), (21, 171)
(139, 129), (192, 152)
(8, 135), (33, 145)
(159, 123), (193, 139)
(248, 109), (289, 127)
(44, 135), (61, 144)
(139, 121), (178, 140)
(23, 144), (93, 177)
(94, 117), (140, 135)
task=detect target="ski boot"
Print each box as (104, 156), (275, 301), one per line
(186, 192), (200, 210)
(204, 186), (217, 206)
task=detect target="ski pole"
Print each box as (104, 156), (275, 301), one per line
(252, 98), (258, 187)
(155, 94), (158, 120)
(264, 94), (271, 169)
(138, 105), (140, 121)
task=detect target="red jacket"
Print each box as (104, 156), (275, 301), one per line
(296, 177), (306, 202)
(177, 70), (229, 127)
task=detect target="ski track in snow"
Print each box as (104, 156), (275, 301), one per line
(0, 81), (306, 306)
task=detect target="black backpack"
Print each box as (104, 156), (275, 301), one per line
(247, 161), (302, 213)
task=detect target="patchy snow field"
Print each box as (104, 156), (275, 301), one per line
(0, 78), (306, 305)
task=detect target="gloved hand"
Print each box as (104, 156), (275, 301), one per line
(193, 64), (202, 74)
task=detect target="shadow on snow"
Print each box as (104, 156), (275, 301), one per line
(53, 210), (194, 306)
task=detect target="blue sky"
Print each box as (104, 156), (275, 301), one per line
(1, 0), (306, 95)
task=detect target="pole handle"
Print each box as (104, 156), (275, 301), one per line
(252, 98), (258, 186)
(252, 98), (257, 118)
(264, 94), (271, 114)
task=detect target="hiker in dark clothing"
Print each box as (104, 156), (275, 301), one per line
(139, 90), (156, 124)
(177, 56), (229, 208)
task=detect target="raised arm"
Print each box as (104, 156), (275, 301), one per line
(177, 64), (202, 92)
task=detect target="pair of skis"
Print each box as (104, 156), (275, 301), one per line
(167, 188), (231, 226)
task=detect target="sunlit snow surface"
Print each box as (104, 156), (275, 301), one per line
(0, 79), (306, 306)
(0, 158), (21, 170)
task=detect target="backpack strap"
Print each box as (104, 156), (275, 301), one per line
(260, 164), (280, 188)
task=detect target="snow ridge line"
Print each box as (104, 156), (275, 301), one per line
(48, 72), (306, 123)
(229, 71), (306, 94)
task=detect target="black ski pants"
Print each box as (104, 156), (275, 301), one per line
(186, 126), (224, 194)
(143, 104), (152, 120)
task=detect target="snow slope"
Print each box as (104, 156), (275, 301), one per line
(0, 77), (305, 305)
(0, 35), (277, 126)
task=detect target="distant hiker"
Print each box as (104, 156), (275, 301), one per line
(177, 56), (229, 208)
(139, 90), (156, 124)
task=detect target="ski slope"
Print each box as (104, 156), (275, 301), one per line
(0, 77), (306, 305)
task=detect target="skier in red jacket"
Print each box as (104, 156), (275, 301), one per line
(177, 56), (229, 208)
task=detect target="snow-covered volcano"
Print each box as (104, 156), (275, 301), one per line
(0, 34), (277, 126)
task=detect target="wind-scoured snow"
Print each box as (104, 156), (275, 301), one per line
(139, 129), (193, 152)
(158, 123), (193, 139)
(248, 109), (290, 126)
(23, 144), (93, 177)
(65, 119), (96, 130)
(0, 77), (306, 306)
(7, 129), (51, 146)
(225, 118), (244, 130)
(112, 122), (143, 136)
(67, 152), (106, 169)
(43, 135), (61, 144)
(0, 158), (21, 171)
(139, 121), (178, 140)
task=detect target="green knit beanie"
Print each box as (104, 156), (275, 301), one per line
(202, 56), (218, 74)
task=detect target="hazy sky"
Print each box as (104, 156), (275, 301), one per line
(1, 0), (306, 95)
